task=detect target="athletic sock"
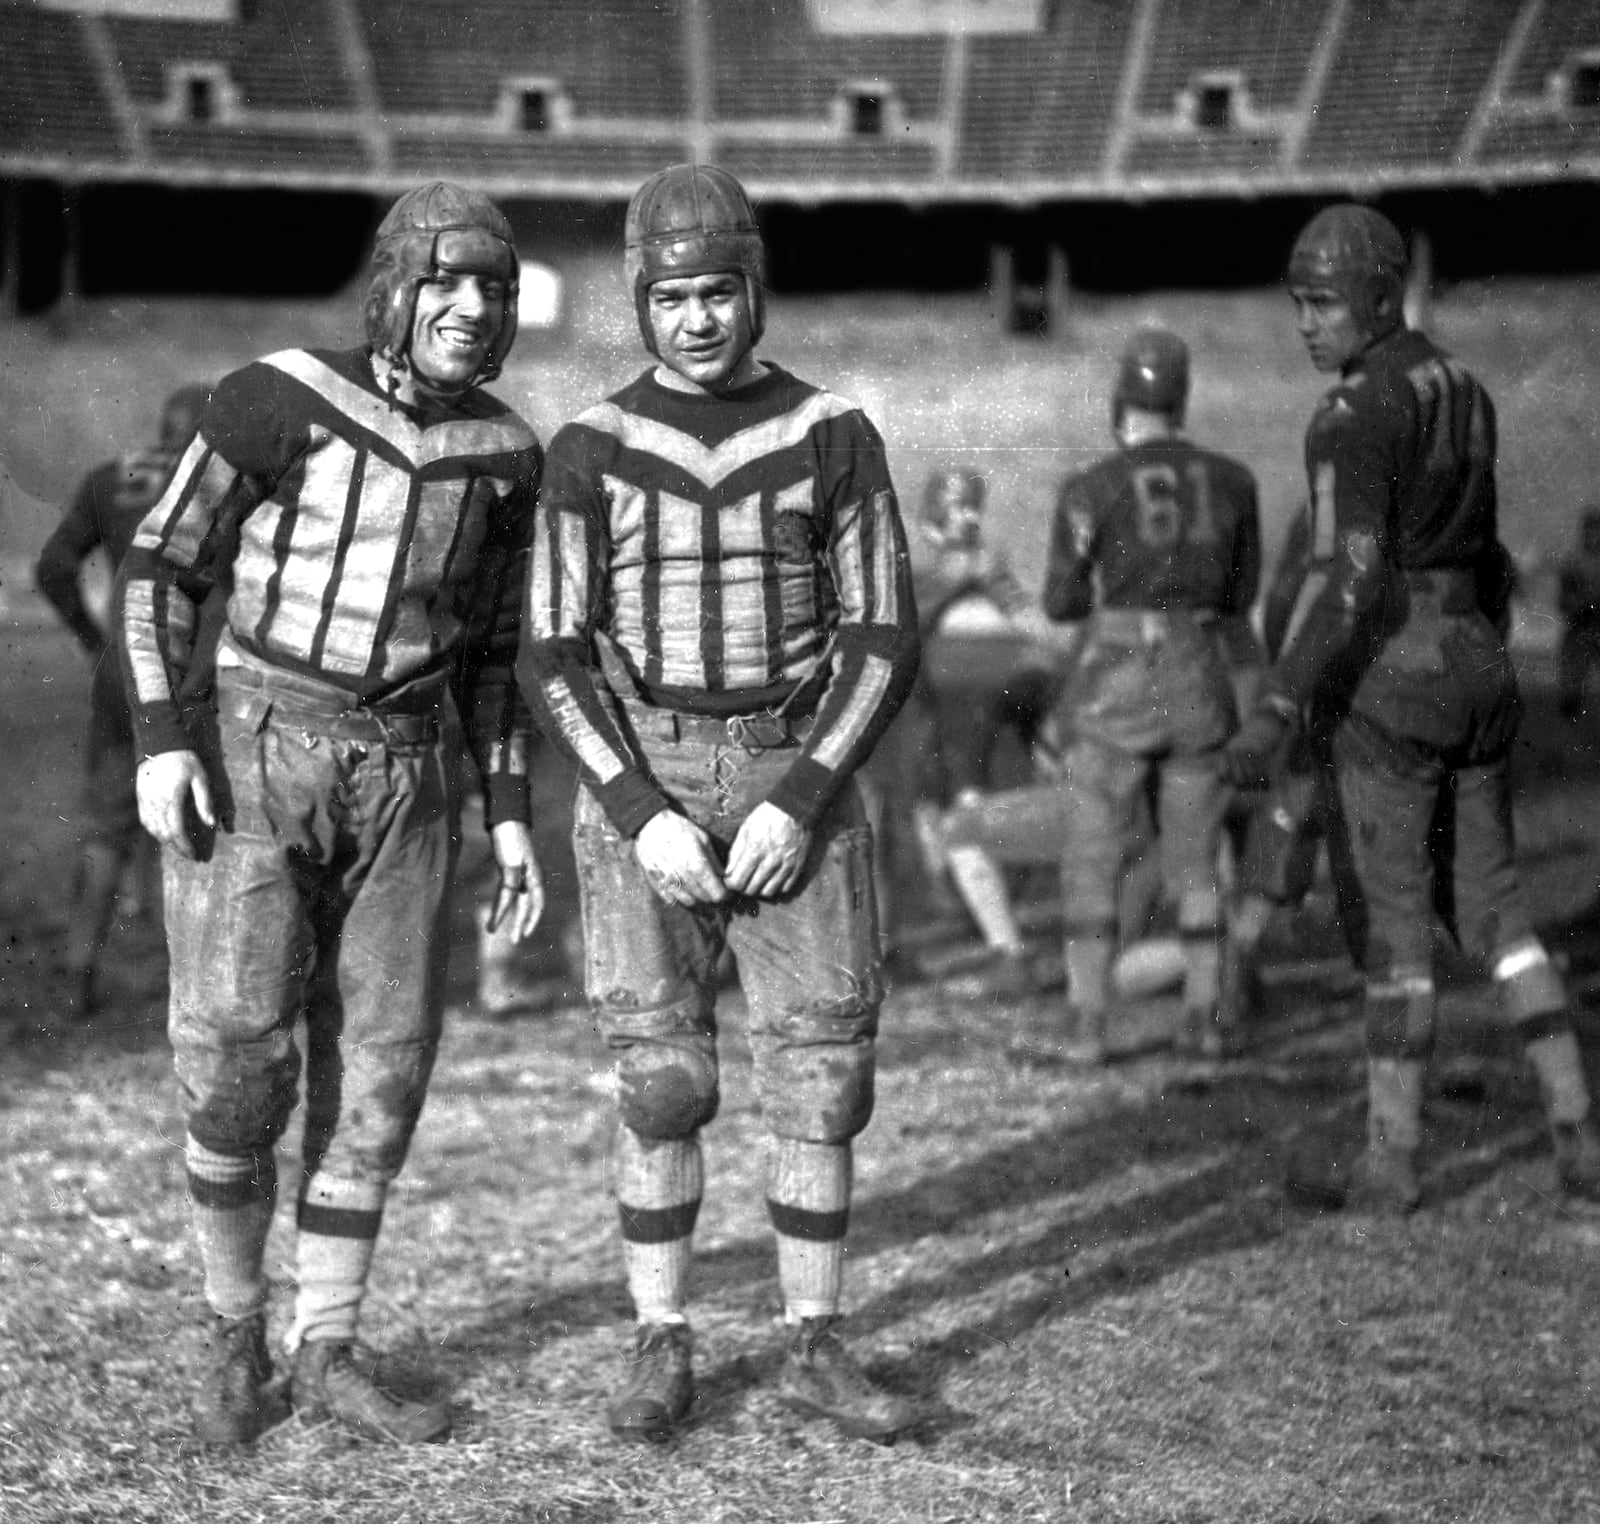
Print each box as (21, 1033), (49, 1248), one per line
(769, 1139), (850, 1322)
(185, 1134), (276, 1321)
(288, 1174), (385, 1349)
(945, 844), (1025, 954)
(615, 1130), (702, 1326)
(1367, 1057), (1424, 1154)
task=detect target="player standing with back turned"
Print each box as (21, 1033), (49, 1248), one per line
(1042, 328), (1261, 1064)
(1227, 203), (1600, 1213)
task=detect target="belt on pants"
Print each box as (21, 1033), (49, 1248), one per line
(621, 701), (807, 752)
(218, 685), (443, 747)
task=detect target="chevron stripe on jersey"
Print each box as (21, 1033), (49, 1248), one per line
(521, 364), (918, 834)
(120, 347), (541, 816)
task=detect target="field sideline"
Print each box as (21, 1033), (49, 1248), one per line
(3, 283), (1600, 1522)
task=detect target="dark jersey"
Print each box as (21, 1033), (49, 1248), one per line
(1275, 327), (1501, 711)
(37, 446), (181, 654)
(1042, 436), (1260, 623)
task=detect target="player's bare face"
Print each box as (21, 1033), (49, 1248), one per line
(1291, 285), (1364, 373)
(410, 270), (507, 390)
(647, 273), (757, 391)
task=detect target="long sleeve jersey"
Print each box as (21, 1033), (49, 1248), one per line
(1042, 436), (1261, 629)
(37, 444), (182, 655)
(1272, 326), (1499, 711)
(518, 363), (920, 836)
(119, 346), (542, 823)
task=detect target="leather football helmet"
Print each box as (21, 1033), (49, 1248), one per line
(363, 182), (519, 385)
(625, 163), (766, 354)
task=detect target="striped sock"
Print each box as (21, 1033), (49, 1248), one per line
(185, 1134), (276, 1321)
(615, 1130), (701, 1326)
(768, 1139), (850, 1322)
(288, 1174), (385, 1350)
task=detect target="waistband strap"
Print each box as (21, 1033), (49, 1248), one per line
(216, 647), (445, 747)
(1092, 606), (1217, 642)
(621, 700), (806, 752)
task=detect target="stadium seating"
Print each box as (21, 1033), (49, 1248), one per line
(706, 0), (946, 122)
(1, 0), (1598, 207)
(1139, 0), (1326, 117)
(1478, 0), (1600, 167)
(105, 0), (356, 114)
(958, 0), (1134, 181)
(0, 7), (121, 158)
(146, 126), (369, 176)
(353, 0), (687, 119)
(389, 134), (691, 182)
(1300, 0), (1521, 172)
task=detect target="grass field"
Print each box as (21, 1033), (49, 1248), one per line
(4, 279), (1600, 1523)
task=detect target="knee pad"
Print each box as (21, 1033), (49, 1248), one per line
(760, 1014), (878, 1146)
(616, 1043), (720, 1141)
(1364, 972), (1437, 1060)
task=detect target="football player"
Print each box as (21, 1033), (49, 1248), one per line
(518, 163), (921, 1445)
(1041, 328), (1262, 1064)
(1226, 203), (1600, 1213)
(120, 183), (545, 1446)
(34, 384), (213, 1018)
(861, 466), (1055, 996)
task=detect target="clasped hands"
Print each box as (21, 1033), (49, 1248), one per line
(634, 801), (811, 908)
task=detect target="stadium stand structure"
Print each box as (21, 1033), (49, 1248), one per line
(0, 0), (1596, 199)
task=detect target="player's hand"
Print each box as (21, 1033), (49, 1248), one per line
(488, 820), (545, 941)
(1220, 704), (1293, 789)
(725, 801), (813, 900)
(634, 810), (727, 907)
(135, 749), (214, 859)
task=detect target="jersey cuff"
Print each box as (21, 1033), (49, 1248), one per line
(600, 770), (677, 839)
(484, 773), (532, 829)
(134, 708), (194, 761)
(765, 755), (836, 830)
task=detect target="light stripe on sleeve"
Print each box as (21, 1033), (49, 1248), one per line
(810, 652), (895, 772)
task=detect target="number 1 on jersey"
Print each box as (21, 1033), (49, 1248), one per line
(1131, 461), (1217, 549)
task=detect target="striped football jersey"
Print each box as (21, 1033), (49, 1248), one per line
(519, 364), (919, 835)
(119, 346), (542, 821)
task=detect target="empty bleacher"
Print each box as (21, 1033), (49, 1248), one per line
(706, 0), (947, 122)
(354, 0), (687, 120)
(1300, 0), (1522, 173)
(106, 0), (356, 114)
(958, 0), (1134, 182)
(146, 125), (369, 175)
(1139, 0), (1327, 117)
(389, 134), (690, 182)
(1121, 135), (1284, 182)
(0, 5), (121, 159)
(1501, 0), (1599, 98)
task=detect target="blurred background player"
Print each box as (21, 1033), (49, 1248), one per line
(1556, 506), (1600, 721)
(861, 466), (1055, 996)
(34, 382), (213, 1019)
(1227, 203), (1600, 1214)
(1041, 327), (1262, 1064)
